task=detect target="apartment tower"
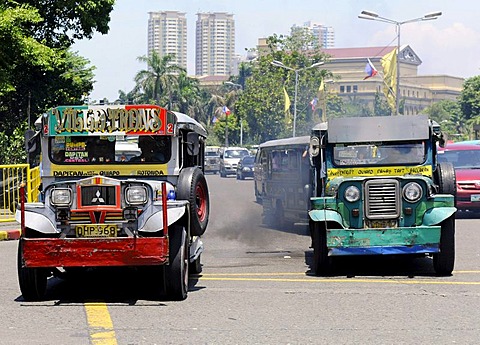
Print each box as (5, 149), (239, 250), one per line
(196, 12), (235, 76)
(291, 21), (335, 49)
(147, 11), (187, 69)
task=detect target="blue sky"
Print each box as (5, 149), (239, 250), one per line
(72, 0), (480, 102)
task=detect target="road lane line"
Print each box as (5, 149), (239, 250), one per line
(199, 276), (480, 285)
(84, 302), (118, 345)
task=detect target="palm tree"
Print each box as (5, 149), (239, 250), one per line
(170, 71), (201, 116)
(134, 52), (185, 106)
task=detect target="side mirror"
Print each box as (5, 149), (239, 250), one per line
(24, 129), (38, 153)
(186, 132), (199, 156)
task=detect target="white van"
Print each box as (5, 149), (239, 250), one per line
(219, 146), (250, 177)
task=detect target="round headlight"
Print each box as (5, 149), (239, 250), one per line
(344, 185), (360, 202)
(403, 182), (423, 202)
(51, 188), (72, 206)
(125, 186), (148, 205)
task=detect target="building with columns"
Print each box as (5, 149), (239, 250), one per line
(321, 46), (463, 115)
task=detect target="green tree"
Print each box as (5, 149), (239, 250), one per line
(460, 76), (480, 121)
(13, 0), (115, 48)
(423, 99), (464, 140)
(374, 92), (392, 116)
(134, 52), (185, 106)
(234, 33), (331, 143)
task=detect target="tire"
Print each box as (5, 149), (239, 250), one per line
(17, 239), (48, 301)
(435, 162), (456, 203)
(165, 224), (189, 300)
(177, 167), (210, 236)
(263, 200), (285, 229)
(433, 216), (455, 276)
(189, 253), (202, 274)
(312, 222), (332, 276)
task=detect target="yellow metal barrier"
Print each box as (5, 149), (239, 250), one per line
(0, 164), (41, 222)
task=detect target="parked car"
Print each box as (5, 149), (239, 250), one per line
(437, 142), (480, 212)
(236, 155), (255, 180)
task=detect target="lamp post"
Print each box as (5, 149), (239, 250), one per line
(271, 60), (324, 137)
(224, 81), (244, 146)
(358, 10), (442, 115)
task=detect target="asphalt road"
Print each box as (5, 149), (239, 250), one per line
(0, 174), (480, 344)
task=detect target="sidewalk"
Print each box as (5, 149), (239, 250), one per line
(0, 221), (21, 241)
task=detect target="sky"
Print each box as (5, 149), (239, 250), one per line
(72, 0), (480, 102)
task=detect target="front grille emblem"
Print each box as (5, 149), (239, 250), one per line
(91, 190), (105, 203)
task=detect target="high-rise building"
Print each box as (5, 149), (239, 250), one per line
(291, 21), (335, 49)
(195, 12), (235, 76)
(147, 11), (187, 69)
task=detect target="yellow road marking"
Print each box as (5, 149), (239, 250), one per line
(200, 276), (480, 285)
(199, 270), (480, 285)
(84, 303), (118, 345)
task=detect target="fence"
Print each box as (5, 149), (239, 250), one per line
(0, 164), (40, 222)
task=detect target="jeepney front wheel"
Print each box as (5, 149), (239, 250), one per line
(311, 222), (332, 276)
(165, 224), (189, 300)
(433, 216), (455, 276)
(17, 238), (49, 301)
(177, 167), (210, 236)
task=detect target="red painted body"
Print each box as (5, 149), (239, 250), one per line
(21, 237), (169, 267)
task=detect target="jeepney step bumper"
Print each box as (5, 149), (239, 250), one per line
(326, 226), (441, 256)
(20, 237), (169, 268)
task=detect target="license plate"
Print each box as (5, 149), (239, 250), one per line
(471, 195), (480, 202)
(75, 224), (118, 238)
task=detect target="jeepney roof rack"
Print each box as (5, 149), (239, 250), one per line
(325, 115), (430, 143)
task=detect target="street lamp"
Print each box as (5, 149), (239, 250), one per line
(224, 81), (244, 146)
(358, 10), (442, 115)
(271, 60), (324, 137)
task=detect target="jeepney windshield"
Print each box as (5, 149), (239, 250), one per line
(333, 141), (426, 167)
(49, 135), (172, 164)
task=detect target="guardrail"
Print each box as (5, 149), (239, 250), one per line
(0, 165), (40, 222)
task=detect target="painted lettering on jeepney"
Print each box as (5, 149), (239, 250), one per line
(328, 165), (432, 178)
(53, 107), (162, 134)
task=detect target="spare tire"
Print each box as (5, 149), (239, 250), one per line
(435, 162), (456, 205)
(177, 167), (209, 236)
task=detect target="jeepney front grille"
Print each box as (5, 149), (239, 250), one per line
(81, 186), (116, 206)
(365, 179), (400, 219)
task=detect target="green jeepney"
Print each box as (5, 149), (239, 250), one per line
(308, 115), (456, 276)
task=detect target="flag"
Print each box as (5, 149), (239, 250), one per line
(363, 58), (378, 80)
(381, 48), (397, 112)
(283, 86), (291, 114)
(310, 98), (318, 111)
(318, 79), (325, 93)
(222, 105), (231, 116)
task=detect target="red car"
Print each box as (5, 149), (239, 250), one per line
(438, 141), (480, 212)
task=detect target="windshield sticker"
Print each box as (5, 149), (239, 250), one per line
(51, 165), (167, 177)
(328, 165), (432, 178)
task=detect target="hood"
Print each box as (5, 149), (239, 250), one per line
(455, 168), (480, 181)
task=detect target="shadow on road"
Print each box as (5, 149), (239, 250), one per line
(15, 266), (203, 304)
(303, 250), (440, 278)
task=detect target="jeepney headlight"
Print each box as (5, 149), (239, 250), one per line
(125, 186), (148, 205)
(309, 136), (320, 157)
(403, 182), (423, 202)
(51, 188), (72, 207)
(344, 185), (360, 203)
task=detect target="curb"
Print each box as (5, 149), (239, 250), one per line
(0, 229), (21, 241)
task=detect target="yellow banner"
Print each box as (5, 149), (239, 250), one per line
(50, 164), (167, 178)
(328, 165), (432, 178)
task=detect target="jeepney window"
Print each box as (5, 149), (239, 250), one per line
(49, 135), (171, 164)
(333, 142), (425, 166)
